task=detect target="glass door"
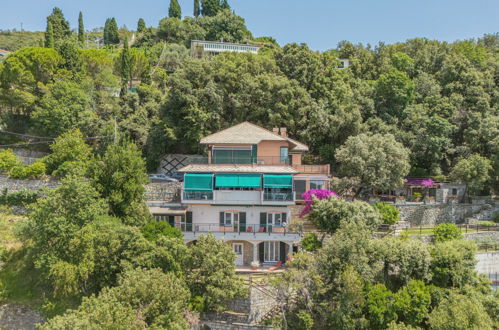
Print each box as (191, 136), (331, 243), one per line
(264, 242), (280, 263)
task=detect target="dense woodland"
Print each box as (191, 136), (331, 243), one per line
(0, 1), (497, 328)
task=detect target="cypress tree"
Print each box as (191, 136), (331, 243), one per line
(194, 0), (200, 17)
(108, 18), (120, 44)
(120, 37), (132, 90)
(45, 20), (55, 48)
(78, 12), (85, 44)
(221, 0), (230, 10)
(169, 0), (182, 19)
(137, 18), (146, 33)
(202, 0), (220, 16)
(103, 18), (110, 45)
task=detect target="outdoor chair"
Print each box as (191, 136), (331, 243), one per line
(268, 261), (283, 271)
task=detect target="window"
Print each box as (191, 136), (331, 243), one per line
(212, 147), (252, 164)
(452, 188), (457, 196)
(264, 242), (280, 262)
(280, 147), (289, 163)
(310, 180), (325, 190)
(224, 212), (239, 226)
(233, 243), (243, 255)
(267, 213), (282, 226)
(294, 180), (307, 200)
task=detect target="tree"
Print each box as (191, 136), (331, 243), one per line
(373, 202), (400, 225)
(46, 7), (71, 45)
(307, 196), (382, 235)
(428, 293), (493, 330)
(450, 154), (492, 196)
(104, 18), (119, 45)
(78, 12), (85, 44)
(120, 37), (132, 90)
(433, 223), (463, 242)
(43, 128), (93, 177)
(142, 221), (183, 241)
(137, 18), (146, 33)
(394, 280), (431, 327)
(375, 68), (415, 122)
(336, 133), (411, 196)
(202, 10), (252, 43)
(194, 0), (201, 17)
(202, 0), (221, 16)
(44, 21), (54, 48)
(301, 233), (322, 252)
(221, 0), (230, 10)
(430, 239), (478, 288)
(41, 269), (191, 329)
(365, 283), (398, 329)
(185, 233), (243, 311)
(31, 81), (98, 137)
(169, 0), (182, 19)
(89, 140), (150, 225)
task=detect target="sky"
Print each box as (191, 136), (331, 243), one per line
(1, 0), (498, 51)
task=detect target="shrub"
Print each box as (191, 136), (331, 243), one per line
(494, 211), (499, 224)
(374, 202), (400, 225)
(141, 220), (182, 241)
(8, 162), (46, 179)
(0, 149), (22, 172)
(0, 189), (39, 207)
(301, 233), (322, 252)
(433, 223), (462, 242)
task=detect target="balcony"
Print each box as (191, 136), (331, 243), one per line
(181, 223), (301, 242)
(181, 190), (296, 205)
(291, 164), (330, 175)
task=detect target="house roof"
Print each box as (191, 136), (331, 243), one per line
(178, 164), (298, 174)
(199, 122), (309, 152)
(149, 206), (187, 215)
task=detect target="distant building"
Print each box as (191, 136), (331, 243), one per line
(338, 59), (350, 69)
(0, 49), (11, 58)
(190, 40), (260, 58)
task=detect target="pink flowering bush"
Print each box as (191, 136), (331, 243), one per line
(300, 189), (338, 217)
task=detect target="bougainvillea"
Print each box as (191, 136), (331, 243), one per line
(300, 189), (338, 217)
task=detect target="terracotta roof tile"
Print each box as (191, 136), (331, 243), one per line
(178, 164), (298, 174)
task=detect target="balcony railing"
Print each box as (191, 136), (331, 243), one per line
(182, 223), (298, 235)
(291, 164), (330, 175)
(263, 191), (295, 202)
(183, 190), (213, 200)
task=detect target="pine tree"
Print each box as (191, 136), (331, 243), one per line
(120, 37), (132, 91)
(78, 12), (85, 44)
(137, 18), (146, 33)
(169, 0), (182, 19)
(45, 20), (55, 48)
(221, 0), (230, 10)
(194, 0), (200, 17)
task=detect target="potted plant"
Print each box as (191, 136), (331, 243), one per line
(412, 192), (423, 202)
(251, 261), (260, 270)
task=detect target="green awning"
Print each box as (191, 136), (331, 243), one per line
(184, 173), (213, 191)
(264, 174), (293, 188)
(216, 174), (261, 188)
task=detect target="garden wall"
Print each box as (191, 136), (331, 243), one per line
(397, 203), (490, 226)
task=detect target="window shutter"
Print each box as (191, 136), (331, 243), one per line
(260, 212), (266, 232)
(239, 212), (246, 231)
(281, 212), (287, 224)
(186, 212), (193, 232)
(220, 212), (225, 226)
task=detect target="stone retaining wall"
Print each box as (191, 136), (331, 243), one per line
(0, 304), (44, 329)
(0, 175), (58, 193)
(397, 204), (487, 226)
(197, 321), (272, 330)
(144, 182), (181, 202)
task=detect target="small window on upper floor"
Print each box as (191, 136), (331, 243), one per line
(310, 180), (325, 190)
(280, 147), (289, 163)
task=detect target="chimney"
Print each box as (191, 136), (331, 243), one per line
(280, 127), (287, 137)
(272, 128), (279, 135)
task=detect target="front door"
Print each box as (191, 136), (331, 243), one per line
(233, 243), (244, 266)
(264, 241), (280, 263)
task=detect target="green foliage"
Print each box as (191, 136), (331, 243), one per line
(301, 233), (322, 252)
(104, 18), (119, 45)
(194, 0), (201, 17)
(43, 129), (92, 177)
(336, 133), (410, 195)
(288, 310), (314, 330)
(41, 268), (190, 329)
(450, 154), (492, 195)
(45, 8), (70, 46)
(78, 12), (85, 44)
(169, 0), (182, 19)
(202, 0), (222, 16)
(374, 202), (400, 225)
(428, 292), (493, 330)
(0, 189), (39, 207)
(8, 161), (46, 179)
(433, 223), (463, 242)
(308, 196), (382, 235)
(0, 149), (22, 172)
(430, 239), (477, 288)
(44, 21), (54, 48)
(394, 280), (431, 326)
(119, 37), (132, 90)
(137, 18), (146, 33)
(185, 233), (244, 311)
(89, 140), (150, 225)
(365, 283), (398, 329)
(141, 220), (182, 241)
